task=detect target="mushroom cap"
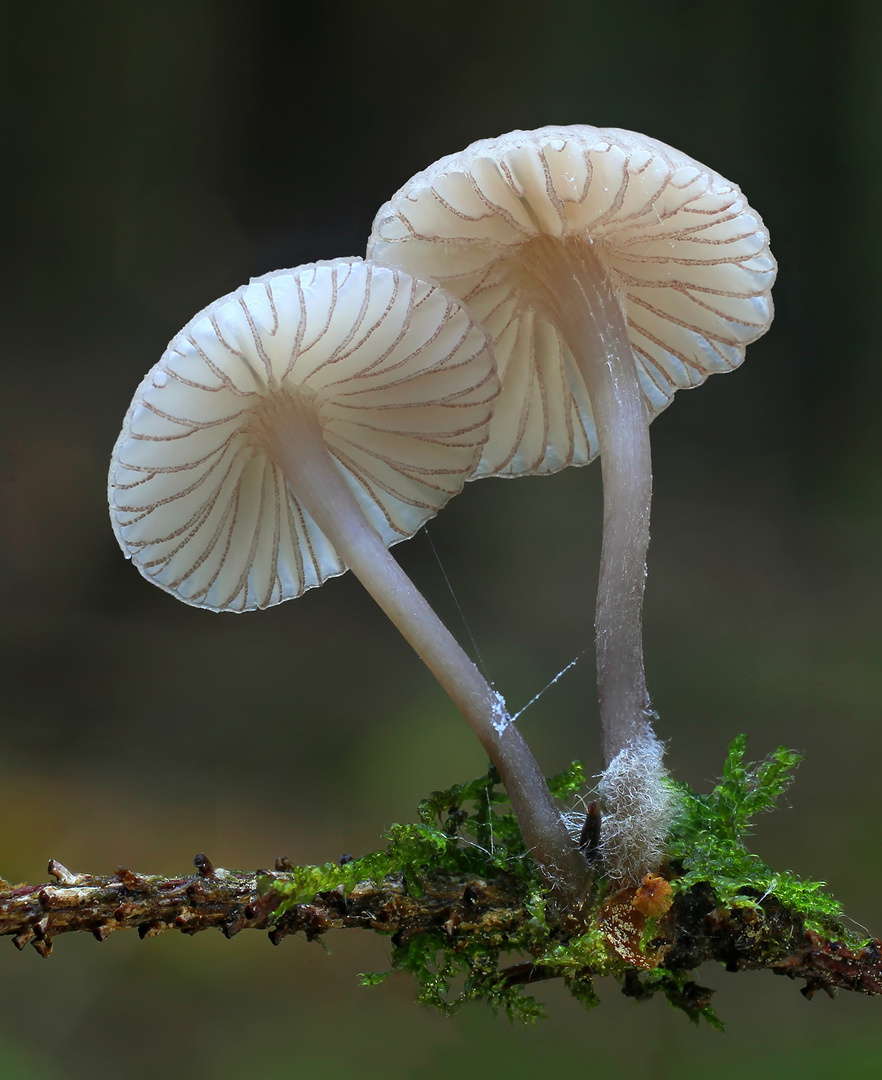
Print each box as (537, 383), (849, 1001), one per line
(108, 258), (497, 611)
(368, 125), (776, 475)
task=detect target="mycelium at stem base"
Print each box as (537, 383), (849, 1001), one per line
(516, 236), (674, 885)
(250, 388), (591, 904)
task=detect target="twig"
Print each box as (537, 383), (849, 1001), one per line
(0, 856), (530, 956)
(2, 856), (881, 1004)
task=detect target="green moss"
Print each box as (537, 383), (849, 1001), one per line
(666, 736), (848, 937)
(267, 740), (859, 1024)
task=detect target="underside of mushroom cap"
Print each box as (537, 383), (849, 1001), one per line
(109, 258), (497, 611)
(368, 125), (776, 476)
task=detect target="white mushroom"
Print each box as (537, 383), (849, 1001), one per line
(368, 127), (776, 883)
(109, 257), (589, 899)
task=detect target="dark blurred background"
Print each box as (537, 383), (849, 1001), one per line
(3, 1), (881, 1075)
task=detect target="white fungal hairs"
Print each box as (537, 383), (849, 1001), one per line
(598, 736), (678, 886)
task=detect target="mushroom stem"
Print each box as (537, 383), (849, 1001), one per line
(253, 390), (590, 903)
(521, 237), (671, 881)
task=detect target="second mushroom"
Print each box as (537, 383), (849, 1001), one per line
(368, 125), (776, 883)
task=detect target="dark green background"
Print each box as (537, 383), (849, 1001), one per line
(3, 1), (881, 1075)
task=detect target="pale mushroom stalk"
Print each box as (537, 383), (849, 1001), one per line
(522, 238), (670, 884)
(252, 388), (590, 900)
(521, 237), (655, 766)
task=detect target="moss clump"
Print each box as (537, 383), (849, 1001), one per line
(268, 739), (858, 1025)
(665, 735), (847, 937)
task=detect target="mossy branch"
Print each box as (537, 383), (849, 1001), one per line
(0, 853), (530, 955)
(2, 853), (881, 1021)
(1, 742), (880, 1024)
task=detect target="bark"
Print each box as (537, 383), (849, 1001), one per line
(2, 856), (880, 1004)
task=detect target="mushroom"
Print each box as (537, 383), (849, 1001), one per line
(108, 257), (589, 900)
(367, 126), (776, 883)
